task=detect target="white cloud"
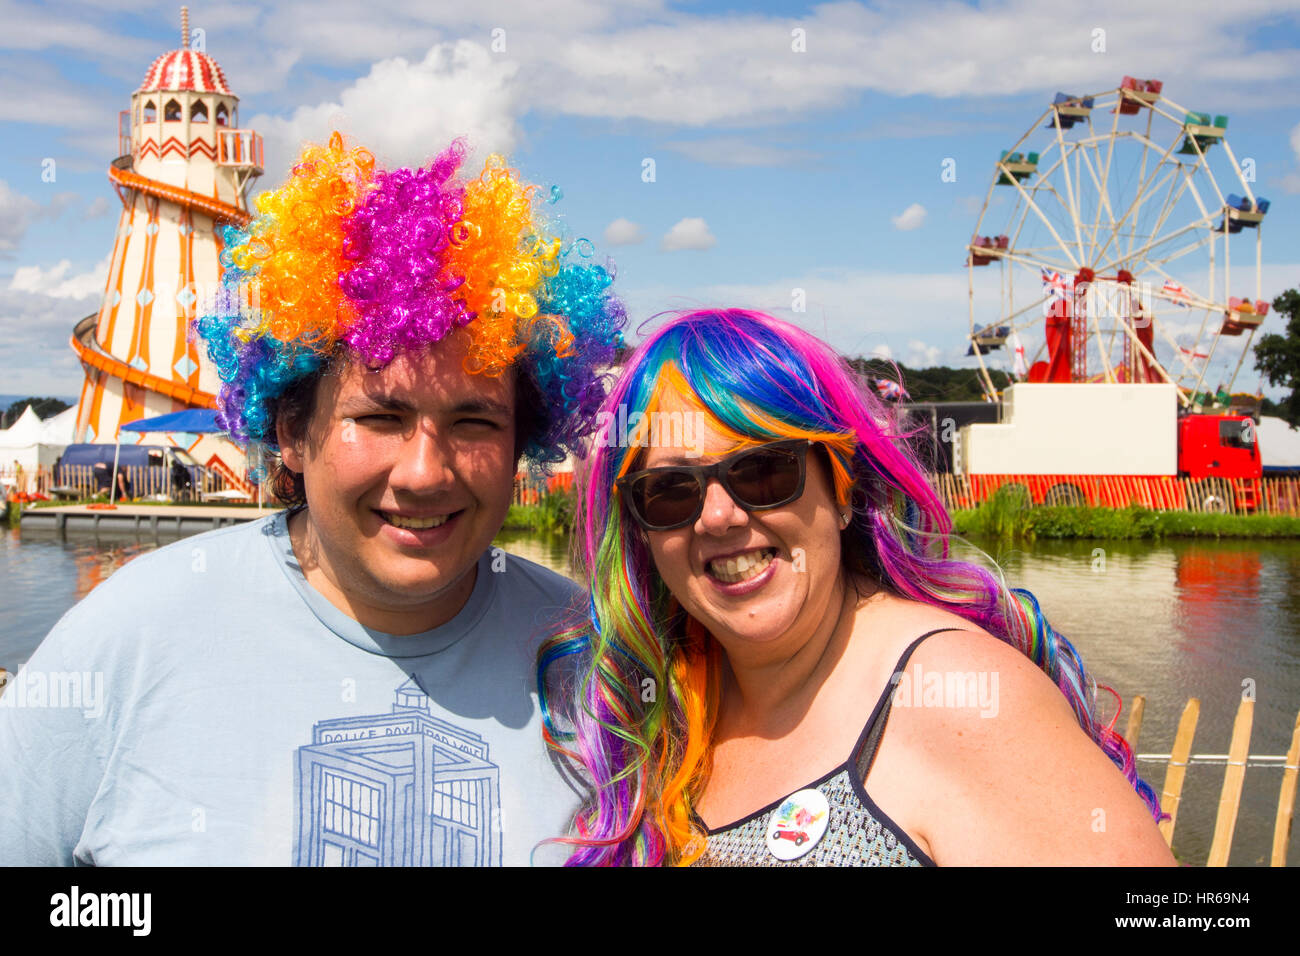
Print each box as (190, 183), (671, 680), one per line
(603, 217), (644, 246)
(251, 0), (663, 65)
(248, 40), (523, 178)
(661, 217), (716, 252)
(1283, 121), (1300, 194)
(0, 181), (41, 256)
(82, 196), (110, 220)
(0, 181), (107, 258)
(14, 0), (1300, 186)
(521, 0), (1300, 126)
(891, 203), (927, 231)
(0, 7), (156, 60)
(24, 0), (1300, 123)
(0, 283), (92, 395)
(8, 256), (110, 300)
(44, 192), (78, 219)
(907, 339), (943, 367)
(630, 260), (1300, 393)
(628, 265), (1010, 367)
(0, 58), (110, 127)
(853, 113), (992, 141)
(663, 137), (818, 167)
(869, 343), (893, 360)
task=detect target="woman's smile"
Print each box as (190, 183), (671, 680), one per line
(705, 546), (777, 586)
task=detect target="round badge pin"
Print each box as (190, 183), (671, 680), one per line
(765, 788), (830, 861)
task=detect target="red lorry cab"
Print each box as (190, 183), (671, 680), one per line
(1177, 415), (1262, 480)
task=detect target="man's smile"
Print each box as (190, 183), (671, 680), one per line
(376, 510), (458, 530)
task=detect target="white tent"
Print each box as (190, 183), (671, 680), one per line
(0, 405), (72, 470)
(1259, 416), (1300, 471)
(39, 406), (77, 446)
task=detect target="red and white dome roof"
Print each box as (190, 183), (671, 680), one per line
(138, 49), (231, 95)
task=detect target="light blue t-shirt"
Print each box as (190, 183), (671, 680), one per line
(0, 511), (585, 866)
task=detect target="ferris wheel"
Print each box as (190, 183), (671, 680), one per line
(965, 77), (1270, 407)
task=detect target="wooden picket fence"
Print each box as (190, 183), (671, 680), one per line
(10, 463), (1296, 515)
(1127, 695), (1300, 866)
(1, 463), (234, 502)
(508, 471), (1300, 516)
(928, 472), (1300, 516)
(513, 470), (576, 506)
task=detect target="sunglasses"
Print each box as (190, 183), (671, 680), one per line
(616, 439), (813, 531)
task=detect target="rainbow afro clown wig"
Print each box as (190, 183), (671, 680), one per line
(194, 131), (627, 468)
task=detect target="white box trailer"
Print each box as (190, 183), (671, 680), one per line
(955, 383), (1179, 476)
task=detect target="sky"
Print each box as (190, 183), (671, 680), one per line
(2, 0), (1299, 400)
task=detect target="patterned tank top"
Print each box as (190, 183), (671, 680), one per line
(692, 628), (965, 867)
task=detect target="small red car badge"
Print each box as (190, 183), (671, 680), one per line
(765, 789), (830, 861)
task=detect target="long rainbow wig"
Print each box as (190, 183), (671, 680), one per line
(194, 132), (626, 467)
(538, 308), (1161, 866)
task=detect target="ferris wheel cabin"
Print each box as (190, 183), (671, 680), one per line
(1117, 76), (1163, 113)
(1046, 92), (1094, 130)
(1178, 112), (1228, 155)
(1218, 194), (1270, 233)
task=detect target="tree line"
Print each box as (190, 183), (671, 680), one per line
(2, 397), (71, 430)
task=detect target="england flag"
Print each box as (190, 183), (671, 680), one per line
(1009, 331), (1029, 379)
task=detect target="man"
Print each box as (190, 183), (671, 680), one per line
(92, 459), (131, 501)
(169, 455), (193, 502)
(0, 134), (624, 865)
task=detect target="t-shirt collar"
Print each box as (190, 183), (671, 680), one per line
(265, 510), (497, 658)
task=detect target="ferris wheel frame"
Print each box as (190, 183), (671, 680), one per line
(965, 80), (1268, 407)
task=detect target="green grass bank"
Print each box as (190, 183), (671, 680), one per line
(953, 500), (1300, 540)
(502, 495), (575, 535)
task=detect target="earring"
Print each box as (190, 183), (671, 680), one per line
(840, 511), (851, 528)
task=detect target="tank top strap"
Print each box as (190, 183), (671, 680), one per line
(849, 627), (969, 780)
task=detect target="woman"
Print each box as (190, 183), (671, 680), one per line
(540, 308), (1174, 866)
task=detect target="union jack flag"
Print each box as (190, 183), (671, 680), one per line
(873, 378), (905, 402)
(1041, 268), (1068, 316)
(1161, 279), (1191, 307)
(1041, 268), (1068, 298)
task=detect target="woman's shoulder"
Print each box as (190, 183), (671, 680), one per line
(855, 591), (1021, 675)
(850, 591), (1096, 779)
(861, 592), (1070, 721)
(861, 595), (1175, 864)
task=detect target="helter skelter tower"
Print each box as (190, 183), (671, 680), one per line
(71, 7), (262, 485)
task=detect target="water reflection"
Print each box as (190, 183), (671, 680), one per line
(2, 526), (576, 672)
(492, 530), (574, 582)
(1, 527), (160, 671)
(972, 535), (1300, 868)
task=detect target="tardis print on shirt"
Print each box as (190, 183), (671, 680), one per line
(293, 678), (502, 866)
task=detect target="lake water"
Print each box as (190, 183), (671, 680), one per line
(3, 520), (1297, 867)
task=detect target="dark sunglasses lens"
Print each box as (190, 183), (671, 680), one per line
(727, 447), (802, 507)
(630, 471), (702, 528)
